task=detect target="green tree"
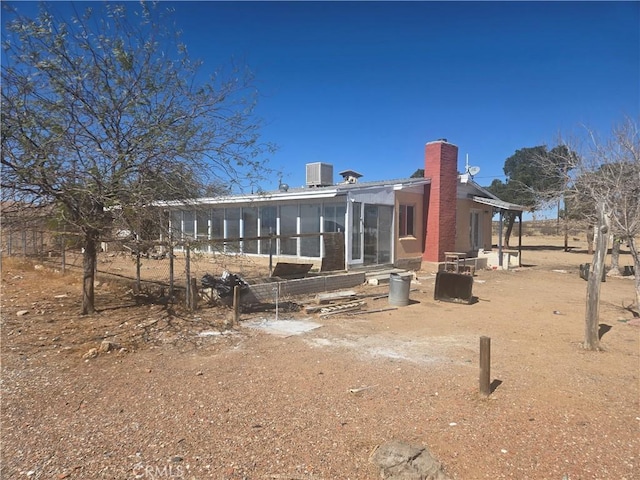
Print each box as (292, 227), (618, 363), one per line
(487, 145), (572, 247)
(1, 2), (275, 314)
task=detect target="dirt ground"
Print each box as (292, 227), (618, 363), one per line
(1, 235), (639, 480)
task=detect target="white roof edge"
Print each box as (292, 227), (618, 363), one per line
(155, 178), (430, 208)
(154, 188), (341, 207)
(472, 196), (528, 211)
(337, 177), (430, 191)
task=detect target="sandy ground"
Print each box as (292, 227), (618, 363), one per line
(1, 235), (639, 480)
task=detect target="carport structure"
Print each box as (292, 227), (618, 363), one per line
(472, 196), (527, 268)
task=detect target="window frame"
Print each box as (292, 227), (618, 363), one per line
(399, 204), (415, 238)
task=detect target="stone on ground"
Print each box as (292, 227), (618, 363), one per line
(370, 440), (450, 480)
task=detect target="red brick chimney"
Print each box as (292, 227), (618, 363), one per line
(423, 139), (458, 262)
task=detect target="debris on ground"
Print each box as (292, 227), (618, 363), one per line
(242, 301), (301, 314)
(347, 307), (398, 316)
(348, 385), (377, 394)
(319, 300), (366, 317)
(201, 270), (249, 298)
(316, 290), (357, 304)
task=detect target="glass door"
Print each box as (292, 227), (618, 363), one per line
(363, 205), (378, 265)
(364, 205), (393, 265)
(378, 205), (392, 264)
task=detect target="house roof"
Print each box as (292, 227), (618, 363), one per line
(156, 176), (431, 207)
(157, 172), (522, 210)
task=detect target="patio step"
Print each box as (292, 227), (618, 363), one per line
(365, 268), (411, 285)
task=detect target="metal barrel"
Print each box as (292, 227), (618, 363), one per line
(388, 273), (411, 306)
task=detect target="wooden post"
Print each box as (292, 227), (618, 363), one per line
(61, 239), (66, 274)
(498, 212), (504, 268)
(479, 336), (491, 396)
(185, 242), (191, 309)
(168, 243), (174, 300)
(190, 277), (198, 311)
(268, 230), (274, 277)
(233, 285), (241, 325)
(518, 211), (523, 267)
(584, 201), (610, 350)
(135, 249), (141, 293)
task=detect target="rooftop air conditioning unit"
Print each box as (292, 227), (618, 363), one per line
(306, 162), (333, 187)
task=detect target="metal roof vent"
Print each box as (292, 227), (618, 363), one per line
(339, 169), (363, 184)
(306, 162), (333, 187)
(278, 180), (289, 192)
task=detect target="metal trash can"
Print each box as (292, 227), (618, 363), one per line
(388, 273), (411, 306)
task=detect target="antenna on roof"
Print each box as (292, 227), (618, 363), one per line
(465, 154), (481, 179)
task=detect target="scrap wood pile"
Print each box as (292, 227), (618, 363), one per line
(304, 290), (397, 317)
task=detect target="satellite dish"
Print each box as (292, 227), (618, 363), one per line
(467, 166), (481, 177)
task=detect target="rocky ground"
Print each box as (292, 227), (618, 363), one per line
(1, 236), (639, 480)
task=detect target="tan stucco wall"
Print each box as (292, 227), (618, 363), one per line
(394, 190), (424, 261)
(393, 192), (494, 263)
(455, 199), (493, 253)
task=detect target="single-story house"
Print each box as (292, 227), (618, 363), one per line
(161, 139), (522, 270)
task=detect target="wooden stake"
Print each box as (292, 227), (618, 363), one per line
(233, 285), (241, 325)
(479, 336), (491, 396)
(190, 277), (198, 311)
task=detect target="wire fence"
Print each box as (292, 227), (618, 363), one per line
(2, 228), (56, 257)
(1, 229), (344, 310)
(39, 239), (272, 304)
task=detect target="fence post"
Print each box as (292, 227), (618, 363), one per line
(169, 242), (174, 300)
(135, 246), (141, 293)
(190, 277), (198, 311)
(269, 230), (274, 277)
(185, 242), (191, 309)
(233, 285), (241, 325)
(61, 240), (66, 274)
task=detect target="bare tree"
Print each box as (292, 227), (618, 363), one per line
(584, 201), (610, 350)
(1, 3), (275, 314)
(542, 117), (640, 349)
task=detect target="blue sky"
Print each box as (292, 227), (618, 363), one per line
(176, 1), (638, 191)
(5, 1), (640, 196)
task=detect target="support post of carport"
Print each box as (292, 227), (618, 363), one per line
(517, 211), (523, 267)
(498, 211), (504, 268)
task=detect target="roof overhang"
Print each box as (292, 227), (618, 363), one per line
(472, 196), (528, 212)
